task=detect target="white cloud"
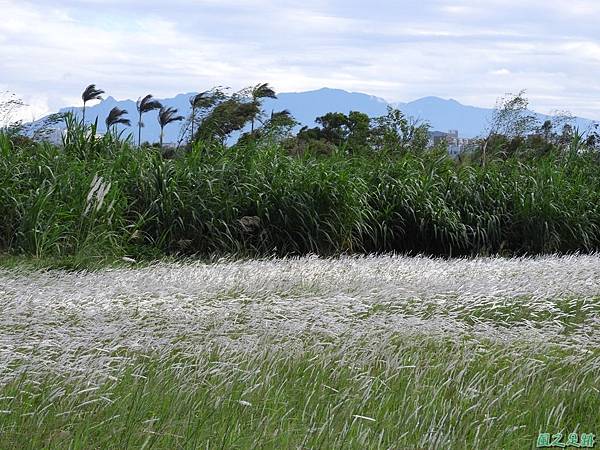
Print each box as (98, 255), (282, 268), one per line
(0, 0), (599, 119)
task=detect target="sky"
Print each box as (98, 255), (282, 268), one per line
(1, 0), (600, 122)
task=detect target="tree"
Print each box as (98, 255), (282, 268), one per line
(189, 92), (209, 144)
(550, 110), (575, 135)
(158, 106), (184, 147)
(296, 125), (323, 142)
(249, 83), (277, 132)
(192, 84), (275, 145)
(239, 109), (299, 146)
(187, 88), (227, 144)
(31, 112), (67, 142)
(105, 107), (131, 137)
(81, 84), (104, 125)
(482, 90), (538, 165)
(561, 123), (574, 144)
(0, 91), (27, 133)
(315, 112), (350, 146)
(195, 94), (260, 144)
(370, 107), (429, 153)
(346, 111), (371, 151)
(267, 110), (297, 131)
(540, 120), (553, 142)
(136, 95), (162, 146)
(305, 111), (372, 151)
(264, 109), (298, 140)
(296, 109), (428, 154)
(585, 124), (600, 150)
(488, 90), (537, 139)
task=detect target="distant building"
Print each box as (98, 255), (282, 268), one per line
(428, 129), (477, 157)
(428, 131), (450, 147)
(428, 130), (458, 147)
(448, 144), (461, 157)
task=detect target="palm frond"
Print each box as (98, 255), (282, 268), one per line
(190, 89), (226, 109)
(82, 84), (105, 103)
(271, 109), (292, 119)
(190, 91), (211, 109)
(158, 107), (185, 127)
(105, 107), (130, 129)
(137, 95), (163, 114)
(252, 83), (277, 100)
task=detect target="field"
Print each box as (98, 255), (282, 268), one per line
(1, 255), (599, 449)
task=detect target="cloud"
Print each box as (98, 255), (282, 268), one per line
(1, 0), (599, 119)
(490, 69), (512, 76)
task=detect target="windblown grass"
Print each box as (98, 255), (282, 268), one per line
(1, 255), (599, 448)
(2, 130), (600, 263)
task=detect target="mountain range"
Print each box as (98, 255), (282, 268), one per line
(29, 88), (598, 144)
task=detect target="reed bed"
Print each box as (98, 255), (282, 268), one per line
(1, 255), (599, 448)
(2, 132), (600, 264)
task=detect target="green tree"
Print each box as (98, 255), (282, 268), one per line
(315, 112), (350, 146)
(187, 89), (227, 144)
(136, 95), (163, 146)
(267, 110), (297, 132)
(81, 84), (104, 125)
(196, 94), (260, 144)
(346, 111), (371, 151)
(482, 90), (538, 165)
(488, 90), (537, 138)
(371, 107), (429, 153)
(560, 123), (573, 144)
(239, 109), (298, 145)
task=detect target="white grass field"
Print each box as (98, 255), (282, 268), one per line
(1, 255), (599, 448)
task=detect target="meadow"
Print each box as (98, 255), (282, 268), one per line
(1, 255), (599, 449)
(2, 108), (600, 448)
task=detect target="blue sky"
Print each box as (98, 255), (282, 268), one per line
(1, 0), (600, 120)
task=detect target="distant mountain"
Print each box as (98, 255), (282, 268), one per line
(396, 96), (597, 138)
(28, 88), (598, 144)
(395, 97), (494, 138)
(261, 88), (390, 127)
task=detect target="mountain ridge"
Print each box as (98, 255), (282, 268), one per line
(30, 88), (598, 144)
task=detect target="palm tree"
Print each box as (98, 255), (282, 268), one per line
(270, 109), (292, 121)
(250, 83), (277, 132)
(81, 84), (104, 125)
(189, 91), (212, 143)
(158, 106), (184, 147)
(105, 107), (131, 137)
(136, 95), (162, 146)
(187, 89), (228, 144)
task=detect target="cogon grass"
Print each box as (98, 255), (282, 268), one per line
(1, 342), (598, 449)
(1, 130), (600, 263)
(1, 255), (600, 448)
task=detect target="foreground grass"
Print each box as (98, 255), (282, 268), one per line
(2, 340), (598, 449)
(1, 255), (599, 448)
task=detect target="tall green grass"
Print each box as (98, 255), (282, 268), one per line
(2, 341), (598, 449)
(2, 130), (600, 262)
